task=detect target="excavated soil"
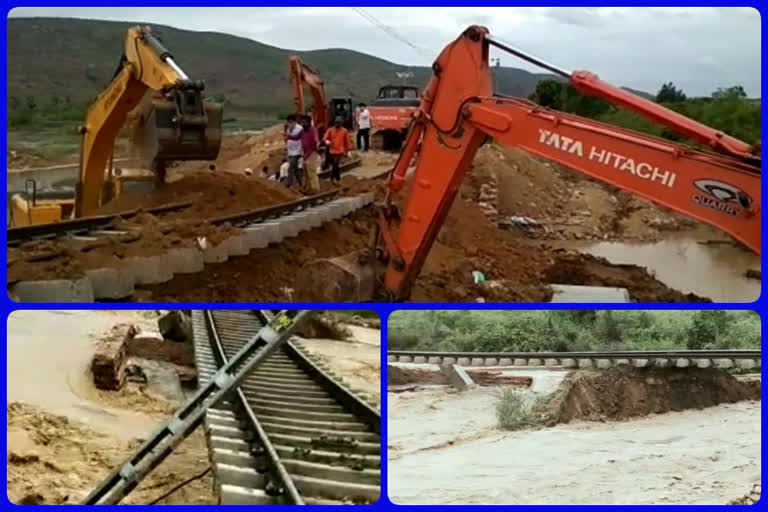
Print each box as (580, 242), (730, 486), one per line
(6, 402), (214, 505)
(8, 127), (728, 302)
(533, 366), (761, 426)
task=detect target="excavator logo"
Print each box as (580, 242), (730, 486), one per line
(692, 179), (750, 216)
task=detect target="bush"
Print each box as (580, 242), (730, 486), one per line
(494, 388), (536, 431)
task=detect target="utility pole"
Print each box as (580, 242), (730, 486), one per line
(491, 58), (501, 94)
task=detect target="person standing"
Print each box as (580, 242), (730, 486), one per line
(284, 114), (304, 188)
(323, 116), (352, 184)
(299, 115), (321, 193)
(356, 102), (371, 152)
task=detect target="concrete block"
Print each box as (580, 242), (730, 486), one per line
(528, 358), (542, 367)
(633, 359), (649, 368)
(443, 357), (457, 365)
(736, 359), (756, 370)
(596, 359), (612, 369)
(387, 355), (396, 363)
(696, 359), (712, 368)
(499, 358), (513, 366)
(653, 358), (670, 368)
(280, 216), (303, 238)
(125, 255), (174, 285)
(514, 358), (528, 367)
(85, 268), (135, 300)
(302, 209), (325, 228)
(470, 357), (485, 367)
(399, 356), (412, 363)
(259, 221), (286, 243)
(675, 358), (690, 368)
(447, 364), (475, 390)
(226, 234), (250, 257)
(457, 357), (471, 366)
(561, 358), (577, 368)
(615, 358), (630, 366)
(167, 247), (204, 274)
(203, 242), (230, 264)
(484, 358), (499, 366)
(413, 356), (427, 364)
(578, 359), (594, 368)
(427, 356), (442, 364)
(544, 358), (560, 367)
(11, 277), (95, 303)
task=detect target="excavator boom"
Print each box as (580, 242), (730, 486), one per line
(296, 25), (760, 302)
(289, 56), (331, 134)
(76, 26), (221, 217)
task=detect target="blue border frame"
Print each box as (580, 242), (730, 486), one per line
(3, 2), (766, 508)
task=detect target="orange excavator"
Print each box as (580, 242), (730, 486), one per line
(289, 55), (354, 135)
(297, 25), (761, 302)
(369, 84), (421, 151)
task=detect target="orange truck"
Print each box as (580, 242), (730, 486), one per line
(368, 84), (420, 151)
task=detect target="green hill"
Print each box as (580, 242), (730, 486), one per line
(7, 17), (566, 125)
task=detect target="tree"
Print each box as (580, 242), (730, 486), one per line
(712, 85), (747, 100)
(656, 82), (687, 103)
(530, 79), (564, 109)
(685, 311), (727, 350)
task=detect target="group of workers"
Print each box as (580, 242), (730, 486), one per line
(271, 103), (371, 193)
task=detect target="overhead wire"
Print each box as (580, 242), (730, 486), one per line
(351, 7), (433, 59)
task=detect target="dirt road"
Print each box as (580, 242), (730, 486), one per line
(388, 384), (761, 505)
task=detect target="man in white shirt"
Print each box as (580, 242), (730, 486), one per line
(356, 103), (371, 152)
(284, 114), (304, 188)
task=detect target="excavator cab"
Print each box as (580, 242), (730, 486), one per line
(328, 97), (355, 130)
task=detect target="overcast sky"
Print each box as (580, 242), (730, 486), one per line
(9, 7), (761, 96)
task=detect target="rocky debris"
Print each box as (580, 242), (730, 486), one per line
(295, 314), (353, 341)
(158, 310), (192, 342)
(728, 483), (761, 505)
(90, 324), (135, 390)
(745, 269), (761, 280)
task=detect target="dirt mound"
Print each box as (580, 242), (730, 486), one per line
(7, 402), (213, 505)
(542, 251), (712, 302)
(461, 145), (694, 243)
(97, 170), (299, 218)
(534, 366), (761, 426)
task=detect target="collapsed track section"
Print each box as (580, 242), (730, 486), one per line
(192, 310), (381, 505)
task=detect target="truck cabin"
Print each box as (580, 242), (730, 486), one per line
(371, 85), (421, 107)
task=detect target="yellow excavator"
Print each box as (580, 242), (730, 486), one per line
(10, 26), (222, 226)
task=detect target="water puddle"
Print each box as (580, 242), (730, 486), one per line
(554, 237), (760, 302)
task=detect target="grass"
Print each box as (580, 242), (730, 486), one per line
(494, 388), (539, 431)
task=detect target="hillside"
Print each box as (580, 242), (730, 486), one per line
(7, 17), (561, 122)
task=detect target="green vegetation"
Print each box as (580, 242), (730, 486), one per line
(494, 388), (537, 431)
(529, 79), (760, 147)
(388, 310), (760, 352)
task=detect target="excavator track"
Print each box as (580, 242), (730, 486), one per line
(192, 310), (381, 505)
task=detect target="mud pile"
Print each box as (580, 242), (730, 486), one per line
(6, 402), (213, 505)
(461, 145), (695, 243)
(533, 366), (761, 426)
(728, 483), (761, 505)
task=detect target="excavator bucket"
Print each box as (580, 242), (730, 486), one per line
(131, 82), (222, 168)
(294, 250), (379, 302)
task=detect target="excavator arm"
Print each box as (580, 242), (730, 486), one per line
(76, 26), (221, 217)
(296, 25), (760, 302)
(289, 56), (330, 134)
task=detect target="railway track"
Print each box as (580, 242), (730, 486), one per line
(192, 310), (381, 505)
(8, 189), (343, 246)
(388, 349), (761, 369)
(388, 349), (762, 360)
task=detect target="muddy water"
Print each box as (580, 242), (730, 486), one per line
(388, 388), (760, 505)
(555, 235), (760, 302)
(6, 310), (161, 439)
